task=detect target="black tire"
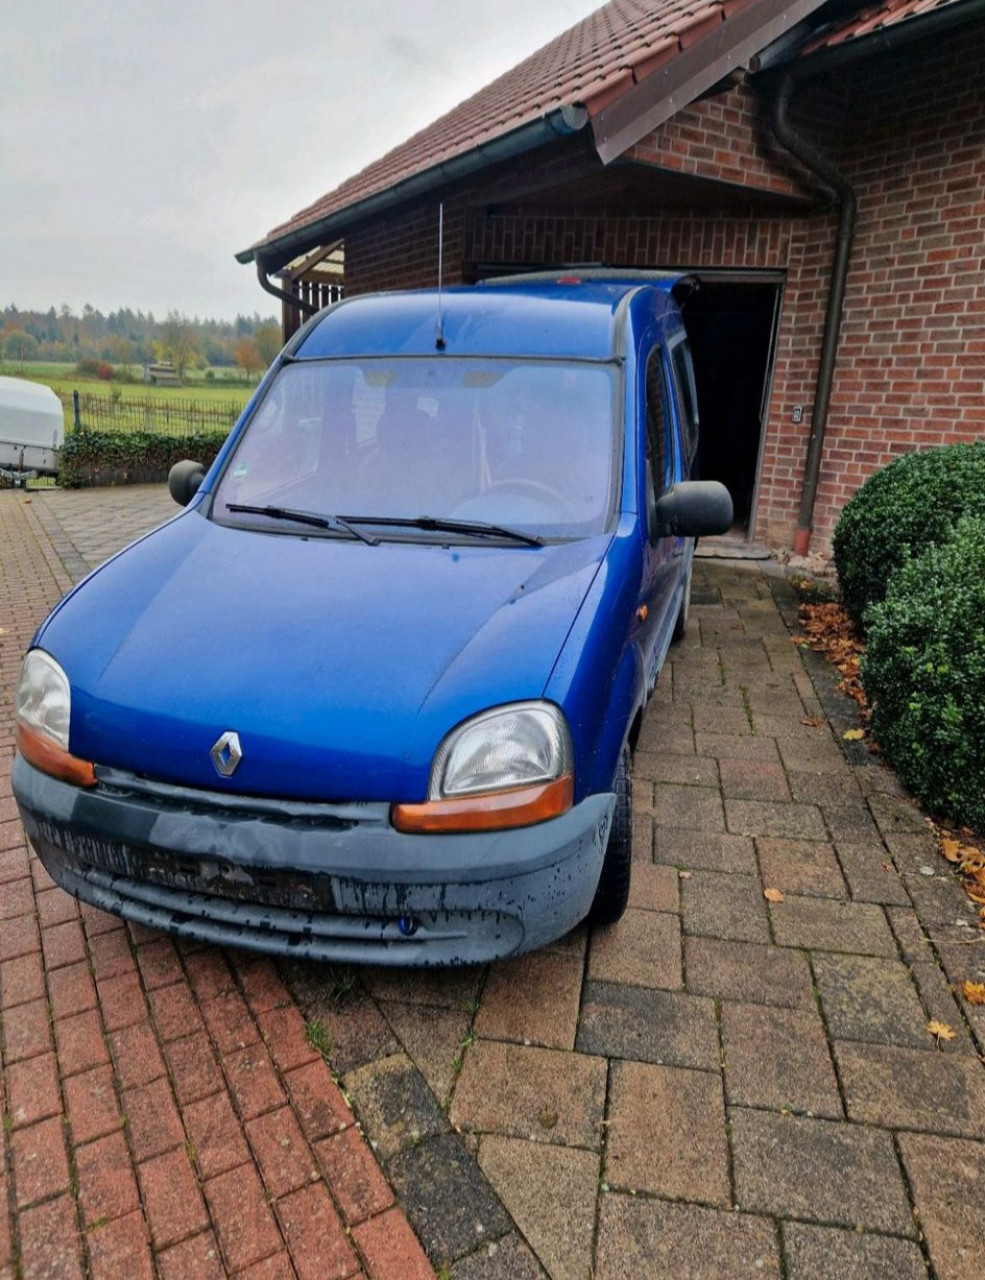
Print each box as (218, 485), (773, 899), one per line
(588, 745), (632, 925)
(672, 559), (692, 643)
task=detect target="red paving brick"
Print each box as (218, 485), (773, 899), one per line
(136, 937), (184, 990)
(201, 988), (260, 1054)
(258, 1004), (322, 1073)
(157, 1231), (226, 1280)
(96, 969), (147, 1031)
(223, 1041), (287, 1119)
(47, 958), (97, 1020)
(86, 1210), (155, 1280)
(6, 1052), (61, 1129)
(64, 1065), (122, 1145)
(138, 1149), (209, 1250)
(353, 1207), (435, 1280)
(283, 1060), (352, 1141)
(165, 1031), (225, 1106)
(0, 950), (46, 1008)
(122, 1077), (185, 1162)
(18, 1194), (84, 1280)
(148, 981), (206, 1041)
(3, 997), (52, 1063)
(55, 1008), (110, 1077)
(11, 1116), (71, 1208)
(205, 1164), (284, 1272)
(277, 1183), (360, 1280)
(247, 1106), (319, 1198)
(183, 1090), (251, 1179)
(41, 919), (87, 970)
(109, 1020), (166, 1090)
(75, 1131), (141, 1226)
(315, 1126), (395, 1225)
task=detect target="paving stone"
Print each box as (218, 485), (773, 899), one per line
(868, 792), (929, 837)
(777, 737), (851, 774)
(634, 751), (718, 786)
(360, 964), (484, 1010)
(64, 1064), (121, 1145)
(757, 837), (848, 900)
(86, 1210), (155, 1280)
(383, 1000), (472, 1104)
(164, 1032), (224, 1106)
(719, 758), (791, 801)
(650, 783), (725, 832)
(283, 1058), (352, 1141)
(478, 1135), (598, 1280)
(692, 705), (751, 736)
(587, 908), (681, 988)
(246, 1106), (319, 1198)
(681, 870), (770, 944)
(626, 861), (679, 912)
(730, 1107), (914, 1235)
(223, 1041), (286, 1120)
(448, 1234), (546, 1280)
(899, 1132), (985, 1280)
(352, 1206), (439, 1280)
(882, 830), (941, 875)
(695, 731), (781, 761)
(17, 1194), (84, 1280)
(11, 1116), (70, 1208)
(606, 1060), (729, 1203)
(813, 954), (928, 1048)
(75, 1131), (141, 1226)
(885, 906), (935, 966)
(122, 1077), (185, 1162)
(631, 810), (653, 861)
(344, 1053), (448, 1162)
(204, 1164), (283, 1273)
(577, 981), (719, 1069)
(911, 961), (977, 1055)
(158, 1231), (225, 1280)
(903, 870), (975, 928)
(183, 1089), (252, 1179)
(785, 771), (864, 807)
(684, 936), (815, 1008)
(476, 947), (583, 1050)
(653, 827), (757, 873)
(275, 1182), (357, 1280)
(450, 1040), (605, 1149)
(596, 1194), (781, 1280)
(836, 841), (912, 905)
(138, 1148), (209, 1250)
(782, 1222), (926, 1280)
(286, 971), (400, 1076)
(770, 895), (897, 955)
(834, 1040), (985, 1137)
(722, 1003), (841, 1117)
(726, 798), (828, 841)
(389, 1131), (511, 1265)
(314, 1125), (394, 1225)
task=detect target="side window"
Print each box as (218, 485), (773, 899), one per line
(645, 348), (673, 502)
(670, 340), (700, 475)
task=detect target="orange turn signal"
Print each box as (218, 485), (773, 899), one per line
(17, 722), (97, 788)
(391, 774), (573, 834)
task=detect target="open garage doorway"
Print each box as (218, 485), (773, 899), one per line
(681, 276), (782, 537)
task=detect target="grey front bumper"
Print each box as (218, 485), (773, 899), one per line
(13, 756), (614, 965)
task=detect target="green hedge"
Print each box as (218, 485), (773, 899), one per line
(59, 429), (228, 487)
(832, 442), (985, 629)
(861, 516), (985, 830)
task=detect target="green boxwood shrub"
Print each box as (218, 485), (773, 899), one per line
(832, 442), (985, 629)
(861, 516), (985, 830)
(59, 429), (228, 488)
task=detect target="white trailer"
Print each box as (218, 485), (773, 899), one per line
(0, 375), (64, 483)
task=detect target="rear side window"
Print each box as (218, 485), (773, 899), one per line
(645, 350), (674, 497)
(670, 339), (699, 476)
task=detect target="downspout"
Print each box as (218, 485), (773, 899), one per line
(255, 260), (319, 319)
(771, 71), (857, 556)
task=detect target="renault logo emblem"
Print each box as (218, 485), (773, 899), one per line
(210, 731), (243, 778)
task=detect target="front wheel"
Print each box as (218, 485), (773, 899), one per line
(587, 746), (632, 925)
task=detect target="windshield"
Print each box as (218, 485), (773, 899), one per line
(211, 358), (617, 540)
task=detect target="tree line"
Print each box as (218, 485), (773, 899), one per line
(0, 303), (282, 379)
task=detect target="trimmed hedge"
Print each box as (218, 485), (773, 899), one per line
(861, 516), (985, 830)
(832, 442), (985, 629)
(58, 429), (228, 488)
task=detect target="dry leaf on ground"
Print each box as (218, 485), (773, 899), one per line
(927, 1020), (957, 1043)
(960, 981), (985, 1006)
(764, 888), (785, 903)
(843, 728), (865, 741)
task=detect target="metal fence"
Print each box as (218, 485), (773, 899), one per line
(65, 390), (246, 437)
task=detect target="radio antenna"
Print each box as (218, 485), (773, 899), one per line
(435, 202), (446, 350)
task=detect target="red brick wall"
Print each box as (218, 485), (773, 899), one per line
(339, 22), (985, 553)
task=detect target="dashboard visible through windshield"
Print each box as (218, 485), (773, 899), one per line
(212, 358), (618, 541)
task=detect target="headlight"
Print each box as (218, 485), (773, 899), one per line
(15, 650), (95, 787)
(392, 702), (574, 833)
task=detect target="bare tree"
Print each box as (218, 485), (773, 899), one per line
(156, 311), (199, 382)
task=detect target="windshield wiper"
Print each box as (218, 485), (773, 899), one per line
(337, 514), (544, 547)
(224, 503), (380, 545)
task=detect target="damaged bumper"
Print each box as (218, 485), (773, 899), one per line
(13, 756), (614, 965)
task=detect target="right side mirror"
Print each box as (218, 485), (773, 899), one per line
(168, 459), (205, 507)
(653, 480), (733, 539)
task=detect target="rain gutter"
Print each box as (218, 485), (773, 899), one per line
(770, 71), (857, 556)
(237, 106), (590, 276)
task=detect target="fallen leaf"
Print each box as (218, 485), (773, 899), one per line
(940, 837), (963, 863)
(842, 728), (865, 741)
(764, 887), (785, 903)
(960, 981), (985, 1006)
(927, 1020), (957, 1043)
(964, 883), (985, 906)
(800, 717), (822, 728)
(537, 1107), (558, 1130)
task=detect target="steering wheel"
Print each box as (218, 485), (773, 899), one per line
(482, 478), (571, 508)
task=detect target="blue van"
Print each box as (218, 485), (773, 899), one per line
(13, 276), (731, 964)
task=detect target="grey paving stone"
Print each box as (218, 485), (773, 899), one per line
(587, 907), (681, 989)
(778, 738), (852, 774)
(813, 953), (929, 1049)
(475, 947), (584, 1051)
(770, 896), (897, 956)
(719, 758), (791, 802)
(634, 751), (718, 786)
(626, 862), (679, 913)
(651, 783), (726, 832)
(730, 1107), (915, 1235)
(343, 1052), (449, 1161)
(899, 1132), (985, 1280)
(695, 732), (782, 762)
(868, 792), (930, 837)
(653, 828), (757, 874)
(681, 870), (770, 944)
(450, 1040), (606, 1149)
(577, 980), (719, 1069)
(757, 838), (848, 900)
(885, 906), (935, 966)
(726, 799), (828, 841)
(786, 771), (865, 807)
(360, 965), (484, 1011)
(835, 842), (912, 906)
(834, 1040), (985, 1138)
(631, 811), (653, 862)
(478, 1136), (597, 1280)
(821, 804), (883, 843)
(902, 871), (976, 928)
(596, 1194), (781, 1280)
(882, 830), (942, 875)
(782, 1222), (927, 1280)
(636, 716), (695, 757)
(605, 1060), (729, 1204)
(691, 705), (752, 736)
(684, 936), (815, 1009)
(449, 1235), (546, 1280)
(911, 962), (977, 1056)
(722, 1003), (841, 1118)
(388, 1131), (511, 1265)
(282, 963), (400, 1075)
(382, 1001), (471, 1108)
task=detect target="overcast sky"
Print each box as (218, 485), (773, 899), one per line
(2, 1), (601, 322)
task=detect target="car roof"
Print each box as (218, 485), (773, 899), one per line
(293, 273), (684, 362)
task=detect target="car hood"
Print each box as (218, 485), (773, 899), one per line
(38, 511), (608, 801)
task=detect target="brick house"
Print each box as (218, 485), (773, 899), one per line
(237, 0), (985, 554)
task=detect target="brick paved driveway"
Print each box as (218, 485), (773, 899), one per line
(3, 485), (985, 1279)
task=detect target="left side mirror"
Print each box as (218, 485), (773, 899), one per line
(653, 480), (733, 539)
(168, 459), (205, 507)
